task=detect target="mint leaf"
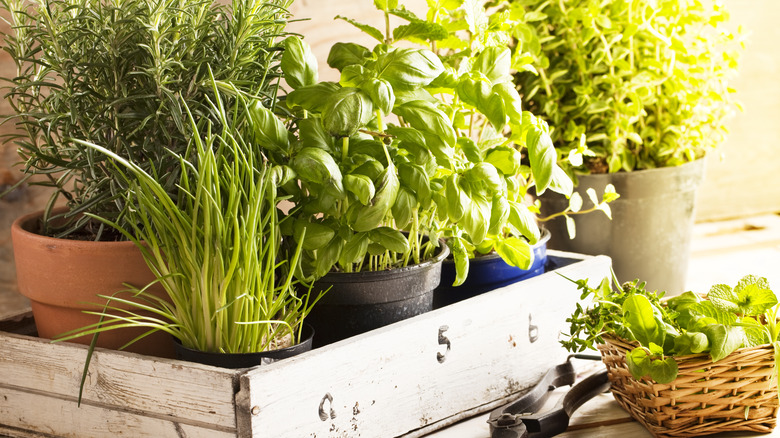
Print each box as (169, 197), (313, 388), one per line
(709, 283), (739, 312)
(689, 301), (737, 326)
(710, 275), (777, 316)
(393, 21), (449, 43)
(734, 275), (776, 315)
(336, 16), (384, 42)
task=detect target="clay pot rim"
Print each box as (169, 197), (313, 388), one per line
(12, 208), (134, 247)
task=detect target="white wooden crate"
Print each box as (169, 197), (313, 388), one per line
(0, 251), (611, 438)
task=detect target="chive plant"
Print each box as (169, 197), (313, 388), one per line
(56, 90), (318, 354)
(1, 0), (291, 239)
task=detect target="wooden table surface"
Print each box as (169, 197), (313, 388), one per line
(427, 387), (780, 438)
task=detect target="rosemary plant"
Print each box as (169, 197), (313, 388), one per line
(56, 91), (318, 354)
(1, 0), (291, 239)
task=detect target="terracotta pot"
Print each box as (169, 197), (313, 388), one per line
(11, 209), (173, 357)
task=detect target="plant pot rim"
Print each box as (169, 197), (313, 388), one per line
(12, 207), (132, 247)
(448, 228), (551, 264)
(574, 157), (705, 182)
(318, 237), (450, 283)
(172, 323), (315, 368)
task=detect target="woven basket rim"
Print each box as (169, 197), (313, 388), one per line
(600, 335), (775, 361)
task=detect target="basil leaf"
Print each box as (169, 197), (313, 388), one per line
(340, 232), (370, 267)
(484, 146), (522, 176)
(457, 76), (491, 109)
(247, 102), (289, 153)
(495, 237), (532, 270)
(352, 158), (384, 181)
(548, 164), (574, 197)
(327, 42), (372, 71)
(494, 82), (523, 122)
(462, 193), (490, 244)
(674, 331), (710, 355)
(508, 201), (541, 243)
(360, 78), (395, 115)
(458, 137), (482, 163)
(281, 36), (318, 90)
(391, 186), (416, 229)
(286, 82), (340, 113)
(375, 48), (445, 90)
(293, 219), (336, 251)
(622, 294), (665, 348)
(489, 195), (510, 236)
(472, 46), (511, 85)
(290, 147), (344, 197)
(351, 164), (399, 232)
(394, 100), (456, 146)
(322, 88), (375, 137)
(705, 324), (746, 362)
(369, 227), (409, 254)
(344, 173), (376, 205)
(298, 117), (336, 155)
(465, 162), (503, 194)
(398, 162), (431, 206)
(349, 138), (388, 166)
(315, 237), (343, 278)
(422, 132), (455, 165)
(445, 174), (469, 222)
(447, 236), (470, 287)
(340, 64), (369, 88)
(626, 348), (651, 381)
(526, 125), (556, 195)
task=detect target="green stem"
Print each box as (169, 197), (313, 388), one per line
(384, 10), (391, 45)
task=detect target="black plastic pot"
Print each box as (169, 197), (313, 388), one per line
(307, 242), (450, 347)
(433, 230), (551, 308)
(172, 324), (314, 369)
(538, 159), (705, 295)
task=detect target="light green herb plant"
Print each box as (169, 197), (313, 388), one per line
(562, 274), (779, 384)
(511, 0), (742, 175)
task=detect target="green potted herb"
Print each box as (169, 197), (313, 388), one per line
(2, 0), (291, 353)
(512, 0), (742, 293)
(252, 0), (587, 343)
(562, 274), (779, 436)
(57, 90), (320, 368)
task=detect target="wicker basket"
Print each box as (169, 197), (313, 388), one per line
(598, 336), (779, 437)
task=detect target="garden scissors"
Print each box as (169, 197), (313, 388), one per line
(487, 355), (610, 438)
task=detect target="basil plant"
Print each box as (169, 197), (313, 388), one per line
(513, 0), (742, 175)
(251, 0), (575, 284)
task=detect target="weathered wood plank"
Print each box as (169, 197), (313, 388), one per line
(237, 253), (612, 438)
(0, 332), (238, 431)
(0, 386), (236, 438)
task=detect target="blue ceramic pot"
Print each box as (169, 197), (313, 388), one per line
(433, 230), (551, 308)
